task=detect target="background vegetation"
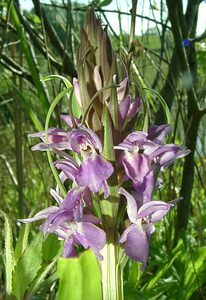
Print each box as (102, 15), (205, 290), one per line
(0, 0), (206, 299)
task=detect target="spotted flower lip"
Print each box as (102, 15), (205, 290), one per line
(68, 127), (103, 154)
(118, 187), (175, 270)
(19, 187), (106, 260)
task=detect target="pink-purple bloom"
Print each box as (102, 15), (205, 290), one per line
(118, 187), (175, 270)
(19, 187), (106, 260)
(30, 125), (114, 197)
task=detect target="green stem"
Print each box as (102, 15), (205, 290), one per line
(100, 243), (124, 300)
(45, 87), (72, 197)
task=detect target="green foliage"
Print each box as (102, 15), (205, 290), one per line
(10, 2), (50, 117)
(12, 233), (43, 300)
(14, 223), (30, 263)
(57, 249), (102, 300)
(0, 210), (16, 297)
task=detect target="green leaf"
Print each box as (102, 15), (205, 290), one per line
(98, 0), (113, 7)
(44, 88), (72, 198)
(24, 255), (58, 300)
(128, 261), (141, 288)
(184, 246), (206, 299)
(57, 249), (102, 300)
(42, 233), (62, 262)
(143, 88), (171, 124)
(0, 210), (15, 297)
(41, 75), (72, 89)
(10, 3), (50, 116)
(12, 233), (43, 300)
(146, 239), (183, 289)
(14, 223), (30, 263)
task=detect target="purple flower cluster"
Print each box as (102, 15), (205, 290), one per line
(20, 79), (190, 270)
(115, 124), (190, 269)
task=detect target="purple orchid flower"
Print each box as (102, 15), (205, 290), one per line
(19, 187), (106, 260)
(29, 126), (114, 197)
(54, 128), (114, 197)
(115, 126), (190, 186)
(118, 187), (175, 270)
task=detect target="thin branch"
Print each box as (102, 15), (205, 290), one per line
(0, 53), (33, 83)
(40, 3), (171, 29)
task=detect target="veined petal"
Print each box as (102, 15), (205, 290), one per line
(61, 187), (85, 210)
(119, 187), (138, 223)
(133, 171), (154, 206)
(149, 144), (190, 169)
(121, 222), (150, 271)
(75, 154), (113, 193)
(126, 97), (142, 119)
(122, 152), (150, 184)
(54, 159), (79, 180)
(31, 141), (69, 151)
(28, 128), (67, 139)
(41, 210), (73, 234)
(148, 124), (170, 144)
(119, 95), (131, 125)
(78, 222), (106, 260)
(137, 200), (172, 222)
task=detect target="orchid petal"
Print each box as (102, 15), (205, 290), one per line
(126, 97), (142, 119)
(60, 114), (81, 127)
(120, 222), (150, 271)
(78, 222), (106, 260)
(148, 124), (170, 144)
(18, 206), (59, 223)
(62, 236), (77, 257)
(75, 154), (113, 193)
(119, 95), (131, 125)
(117, 78), (128, 102)
(119, 187), (138, 223)
(137, 200), (172, 222)
(122, 152), (150, 184)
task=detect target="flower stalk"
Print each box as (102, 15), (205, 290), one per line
(101, 243), (123, 300)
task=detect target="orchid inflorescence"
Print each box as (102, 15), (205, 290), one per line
(19, 9), (190, 271)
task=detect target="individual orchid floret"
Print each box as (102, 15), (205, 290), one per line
(19, 187), (106, 260)
(55, 152), (113, 198)
(118, 187), (175, 270)
(56, 127), (114, 197)
(115, 127), (190, 186)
